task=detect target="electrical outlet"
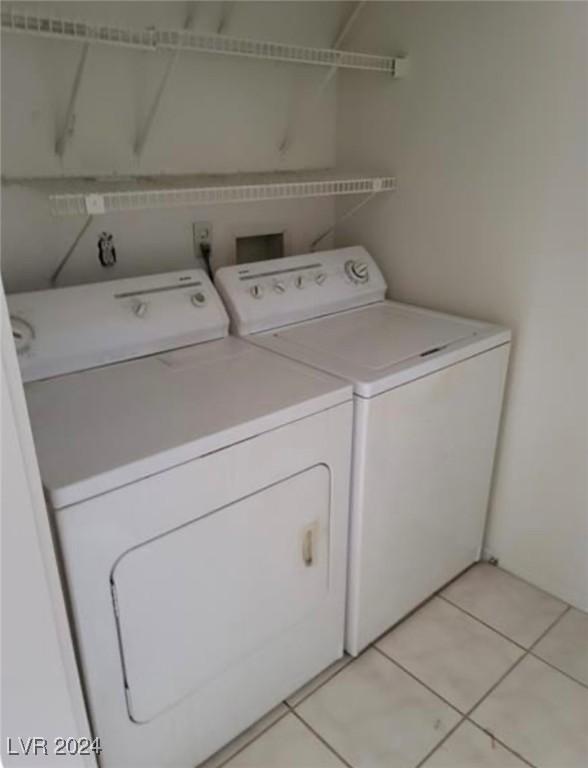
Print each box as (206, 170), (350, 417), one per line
(193, 222), (212, 244)
(192, 222), (213, 275)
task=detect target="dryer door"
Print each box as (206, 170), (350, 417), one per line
(111, 464), (330, 724)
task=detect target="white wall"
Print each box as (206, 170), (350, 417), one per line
(1, 1), (348, 291)
(337, 2), (588, 609)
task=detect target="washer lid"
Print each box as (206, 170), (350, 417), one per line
(253, 301), (511, 398)
(25, 337), (351, 509)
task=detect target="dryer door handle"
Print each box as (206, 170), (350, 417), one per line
(302, 525), (316, 567)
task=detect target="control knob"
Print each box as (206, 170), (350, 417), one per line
(191, 291), (207, 307)
(132, 300), (148, 318)
(295, 275), (306, 290)
(10, 316), (34, 354)
(344, 260), (369, 285)
(315, 272), (327, 286)
(250, 284), (264, 299)
(273, 281), (286, 294)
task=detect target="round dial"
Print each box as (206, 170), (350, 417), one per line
(315, 272), (327, 286)
(191, 291), (207, 307)
(344, 259), (369, 284)
(273, 281), (286, 294)
(250, 284), (264, 299)
(295, 275), (306, 290)
(10, 316), (34, 354)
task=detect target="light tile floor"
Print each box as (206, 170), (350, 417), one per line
(200, 564), (588, 768)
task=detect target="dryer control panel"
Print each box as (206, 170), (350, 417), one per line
(7, 269), (229, 382)
(215, 246), (387, 335)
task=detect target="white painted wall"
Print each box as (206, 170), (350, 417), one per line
(1, 1), (347, 291)
(337, 2), (588, 609)
(1, 289), (96, 766)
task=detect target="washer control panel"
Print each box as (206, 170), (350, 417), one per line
(215, 246), (387, 335)
(7, 269), (229, 382)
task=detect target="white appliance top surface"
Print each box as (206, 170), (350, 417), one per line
(25, 337), (351, 509)
(253, 301), (511, 397)
(7, 268), (229, 382)
(215, 246), (387, 335)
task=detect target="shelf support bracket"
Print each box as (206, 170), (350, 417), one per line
(134, 2), (198, 159)
(50, 215), (94, 286)
(55, 42), (90, 158)
(310, 190), (376, 252)
(216, 2), (235, 34)
(279, 1), (366, 155)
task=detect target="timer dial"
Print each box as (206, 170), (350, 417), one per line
(191, 292), (207, 307)
(344, 260), (369, 284)
(10, 316), (34, 354)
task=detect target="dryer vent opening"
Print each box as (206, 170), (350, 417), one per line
(236, 232), (285, 264)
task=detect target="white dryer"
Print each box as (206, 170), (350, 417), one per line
(7, 269), (353, 767)
(216, 247), (511, 655)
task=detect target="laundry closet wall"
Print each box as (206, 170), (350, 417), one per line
(1, 1), (345, 291)
(336, 2), (588, 610)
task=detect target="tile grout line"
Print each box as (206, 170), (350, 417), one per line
(286, 656), (354, 708)
(459, 606), (575, 768)
(289, 636), (388, 710)
(204, 645), (373, 766)
(370, 647), (473, 768)
(411, 649), (533, 768)
(527, 650), (588, 690)
(437, 593), (533, 651)
(524, 603), (572, 652)
(202, 707), (291, 768)
(413, 714), (468, 768)
(373, 646), (465, 716)
(208, 653), (361, 768)
(202, 572), (576, 768)
(225, 599), (572, 767)
(289, 707), (356, 768)
(438, 591), (572, 654)
(409, 605), (573, 768)
(289, 566), (575, 717)
(214, 646), (374, 767)
(462, 721), (537, 768)
(439, 593), (588, 687)
(439, 592), (587, 688)
(292, 639), (528, 768)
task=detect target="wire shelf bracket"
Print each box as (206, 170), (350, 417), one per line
(280, 0), (366, 156)
(134, 3), (199, 158)
(216, 2), (235, 35)
(1, 10), (406, 74)
(55, 42), (91, 158)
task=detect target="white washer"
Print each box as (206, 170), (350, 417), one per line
(7, 269), (353, 767)
(216, 247), (511, 655)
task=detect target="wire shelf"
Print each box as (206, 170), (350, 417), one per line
(1, 11), (157, 49)
(1, 10), (405, 74)
(46, 174), (396, 216)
